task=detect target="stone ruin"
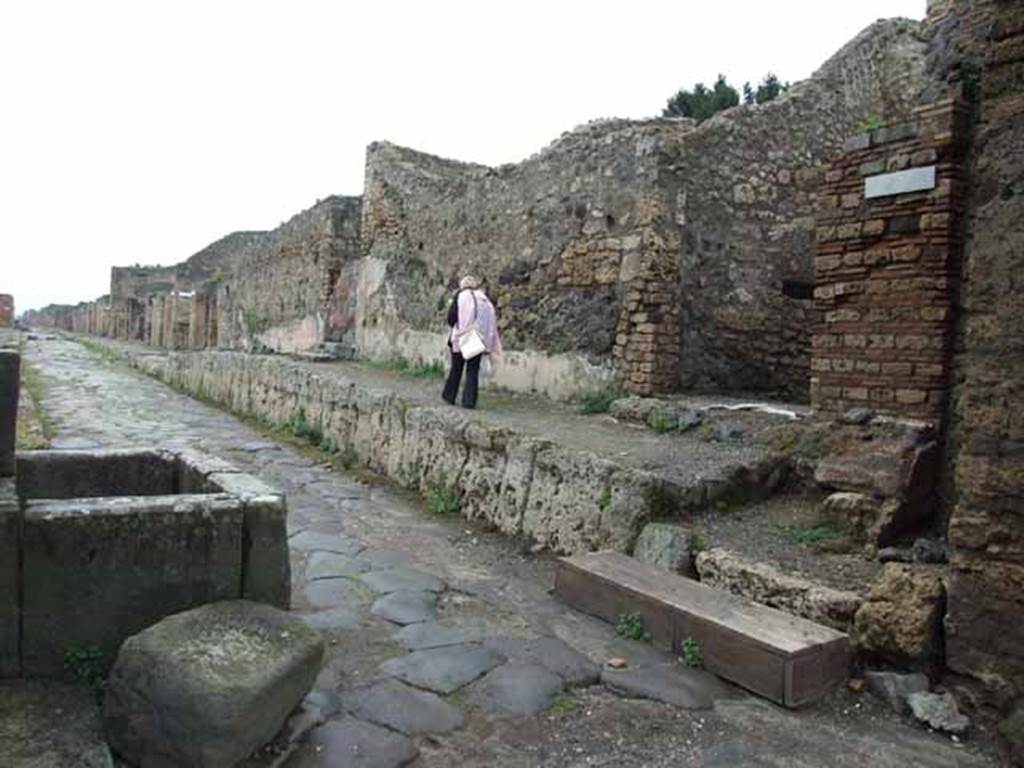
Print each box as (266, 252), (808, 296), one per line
(20, 0), (1024, 744)
(0, 295), (13, 329)
(27, 15), (930, 401)
(0, 343), (292, 680)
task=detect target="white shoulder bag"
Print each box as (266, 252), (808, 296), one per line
(458, 292), (487, 360)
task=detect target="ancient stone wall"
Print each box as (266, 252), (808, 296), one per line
(662, 19), (929, 398)
(942, 0), (1024, 720)
(356, 19), (930, 400)
(109, 266), (176, 341)
(108, 233), (268, 345)
(0, 295), (13, 328)
(359, 122), (691, 396)
(175, 231), (268, 290)
(217, 197), (361, 354)
(811, 100), (969, 423)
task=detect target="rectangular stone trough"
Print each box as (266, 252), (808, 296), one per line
(2, 448), (291, 678)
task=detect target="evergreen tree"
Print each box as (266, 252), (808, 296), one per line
(754, 72), (789, 104)
(663, 74), (739, 123)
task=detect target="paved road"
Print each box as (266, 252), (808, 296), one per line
(21, 335), (997, 768)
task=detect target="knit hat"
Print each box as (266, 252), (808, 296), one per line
(459, 275), (479, 290)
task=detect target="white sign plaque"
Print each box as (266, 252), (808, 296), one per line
(864, 166), (937, 199)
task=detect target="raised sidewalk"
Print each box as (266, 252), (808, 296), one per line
(78, 336), (799, 555)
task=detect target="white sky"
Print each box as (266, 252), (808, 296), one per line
(1, 0), (926, 313)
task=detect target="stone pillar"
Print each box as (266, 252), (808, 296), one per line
(0, 349), (18, 676)
(811, 99), (969, 425)
(612, 199), (682, 397)
(0, 350), (18, 476)
(0, 295), (13, 328)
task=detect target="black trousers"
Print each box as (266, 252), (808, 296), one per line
(442, 350), (481, 408)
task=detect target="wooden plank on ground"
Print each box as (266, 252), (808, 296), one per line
(555, 551), (851, 707)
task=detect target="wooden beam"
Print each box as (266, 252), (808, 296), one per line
(555, 551), (851, 707)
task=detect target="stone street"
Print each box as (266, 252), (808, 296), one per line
(21, 335), (996, 767)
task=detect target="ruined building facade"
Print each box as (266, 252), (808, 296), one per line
(28, 15), (931, 401)
(22, 0), (1023, 725)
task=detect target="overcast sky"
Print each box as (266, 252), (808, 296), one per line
(2, 0), (926, 313)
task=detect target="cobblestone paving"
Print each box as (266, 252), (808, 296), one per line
(22, 336), (999, 767)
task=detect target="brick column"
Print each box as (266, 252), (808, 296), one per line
(811, 99), (969, 425)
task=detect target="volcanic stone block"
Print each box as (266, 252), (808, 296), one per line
(307, 718), (418, 768)
(601, 662), (735, 708)
(340, 679), (462, 735)
(469, 661), (564, 716)
(0, 351), (18, 477)
(380, 644), (505, 694)
(173, 449), (242, 493)
(20, 494), (244, 677)
(104, 600), (323, 768)
(633, 523), (694, 575)
(209, 471), (291, 609)
(482, 636), (600, 687)
(0, 478), (19, 677)
(852, 564), (944, 670)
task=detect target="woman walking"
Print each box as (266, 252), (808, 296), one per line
(442, 276), (502, 409)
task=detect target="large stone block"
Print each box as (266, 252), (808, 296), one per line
(104, 600), (323, 768)
(852, 563), (944, 670)
(633, 522), (693, 575)
(20, 494), (244, 677)
(695, 548), (862, 631)
(822, 491), (904, 547)
(208, 471), (291, 609)
(0, 478), (19, 677)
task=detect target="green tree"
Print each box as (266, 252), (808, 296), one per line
(663, 74), (739, 123)
(754, 72), (789, 104)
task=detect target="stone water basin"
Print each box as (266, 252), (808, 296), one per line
(1, 448), (290, 678)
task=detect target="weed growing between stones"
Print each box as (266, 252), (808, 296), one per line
(679, 637), (703, 668)
(363, 357), (444, 379)
(425, 476), (461, 516)
(335, 446), (360, 470)
(77, 336), (123, 366)
(854, 114), (884, 134)
(615, 613), (652, 642)
(286, 408), (323, 446)
(597, 487), (612, 513)
(397, 462), (423, 491)
(575, 385), (624, 415)
(646, 409), (679, 433)
(445, 688), (469, 707)
(15, 355), (56, 448)
(64, 645), (106, 699)
(690, 530), (707, 555)
(776, 519), (846, 545)
(547, 692), (581, 718)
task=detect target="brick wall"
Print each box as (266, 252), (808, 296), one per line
(811, 99), (969, 423)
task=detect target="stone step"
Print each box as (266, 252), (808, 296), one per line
(694, 547), (864, 632)
(555, 551), (851, 708)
